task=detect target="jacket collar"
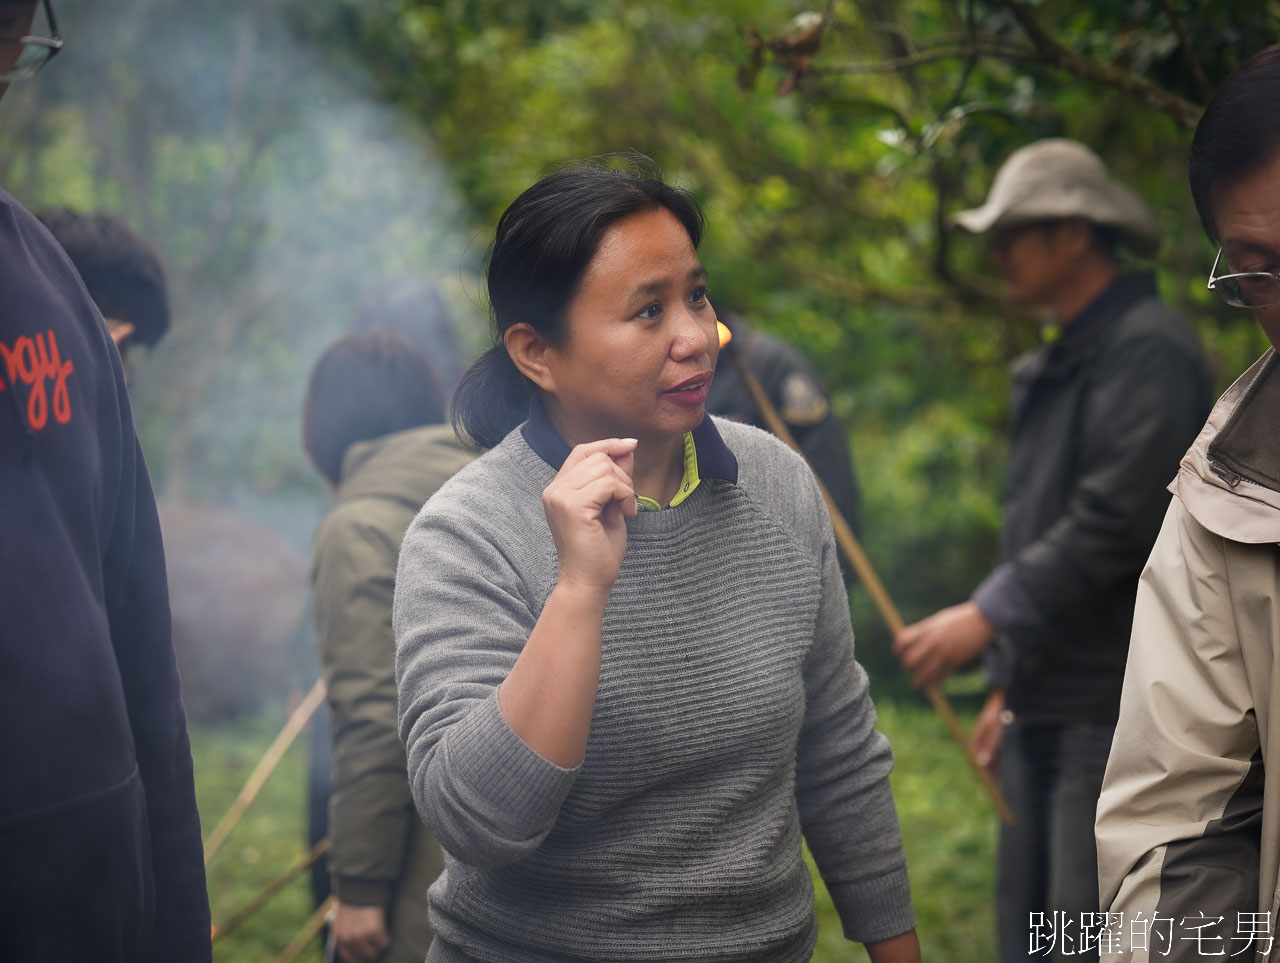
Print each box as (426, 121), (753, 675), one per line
(1057, 271), (1157, 352)
(520, 394), (738, 483)
(1018, 273), (1159, 383)
(1175, 348), (1280, 544)
(337, 423), (473, 506)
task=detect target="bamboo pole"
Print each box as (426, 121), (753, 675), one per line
(273, 895), (337, 963)
(203, 678), (329, 864)
(727, 348), (1013, 825)
(211, 838), (331, 943)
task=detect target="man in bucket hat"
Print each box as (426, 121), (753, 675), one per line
(951, 138), (1163, 256)
(895, 138), (1211, 963)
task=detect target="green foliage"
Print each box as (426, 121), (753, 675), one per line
(194, 714), (323, 963)
(810, 697), (998, 960)
(315, 0), (1274, 622)
(2, 0), (475, 506)
(8, 1), (1271, 556)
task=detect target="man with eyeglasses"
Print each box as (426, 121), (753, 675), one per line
(892, 138), (1212, 963)
(1097, 44), (1280, 962)
(0, 3), (212, 961)
(0, 0), (59, 84)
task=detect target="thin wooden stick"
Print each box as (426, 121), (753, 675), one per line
(211, 838), (331, 943)
(728, 350), (1013, 825)
(203, 678), (328, 864)
(273, 895), (336, 963)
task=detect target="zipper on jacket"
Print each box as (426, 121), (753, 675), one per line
(1210, 457), (1245, 489)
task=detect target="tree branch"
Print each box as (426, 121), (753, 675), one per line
(1154, 0), (1213, 103)
(813, 38), (1035, 76)
(997, 0), (1202, 129)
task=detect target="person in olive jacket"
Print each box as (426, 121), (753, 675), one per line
(304, 332), (474, 963)
(893, 140), (1213, 963)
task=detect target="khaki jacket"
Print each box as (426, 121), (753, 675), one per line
(311, 424), (473, 959)
(1097, 349), (1280, 962)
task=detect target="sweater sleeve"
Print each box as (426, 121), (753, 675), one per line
(790, 470), (917, 944)
(393, 506), (579, 870)
(312, 511), (415, 905)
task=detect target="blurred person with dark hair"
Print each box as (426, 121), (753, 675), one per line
(304, 332), (474, 963)
(0, 2), (211, 961)
(1096, 45), (1280, 960)
(35, 207), (170, 368)
(353, 279), (466, 399)
(893, 139), (1211, 963)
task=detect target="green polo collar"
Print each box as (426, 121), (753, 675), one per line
(521, 395), (737, 511)
(635, 431), (700, 511)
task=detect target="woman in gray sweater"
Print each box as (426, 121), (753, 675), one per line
(393, 158), (919, 963)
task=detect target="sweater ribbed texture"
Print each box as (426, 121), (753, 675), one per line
(394, 419), (915, 962)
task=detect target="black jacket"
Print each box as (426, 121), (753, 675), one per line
(708, 318), (862, 539)
(973, 273), (1212, 723)
(0, 190), (211, 961)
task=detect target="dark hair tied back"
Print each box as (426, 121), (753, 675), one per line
(451, 153), (704, 449)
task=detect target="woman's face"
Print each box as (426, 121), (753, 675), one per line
(539, 206), (718, 447)
(1212, 150), (1280, 348)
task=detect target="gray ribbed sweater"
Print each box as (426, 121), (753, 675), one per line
(393, 419), (915, 962)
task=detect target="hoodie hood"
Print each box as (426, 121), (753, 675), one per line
(337, 423), (475, 511)
(1174, 348), (1280, 544)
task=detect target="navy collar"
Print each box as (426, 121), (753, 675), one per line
(520, 394), (738, 483)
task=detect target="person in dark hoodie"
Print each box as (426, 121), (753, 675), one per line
(0, 2), (212, 961)
(304, 333), (474, 963)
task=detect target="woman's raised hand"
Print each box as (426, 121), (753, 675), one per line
(541, 438), (639, 593)
(499, 438), (637, 766)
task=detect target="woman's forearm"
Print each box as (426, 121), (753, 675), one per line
(865, 930), (922, 963)
(497, 581), (610, 768)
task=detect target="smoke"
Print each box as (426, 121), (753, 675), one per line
(2, 0), (480, 537)
(0, 0), (481, 710)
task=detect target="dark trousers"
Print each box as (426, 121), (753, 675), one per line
(997, 719), (1115, 963)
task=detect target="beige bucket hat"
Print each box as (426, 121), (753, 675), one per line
(952, 138), (1162, 256)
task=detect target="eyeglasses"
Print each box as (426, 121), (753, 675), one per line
(989, 220), (1059, 254)
(1207, 248), (1280, 309)
(0, 0), (62, 83)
